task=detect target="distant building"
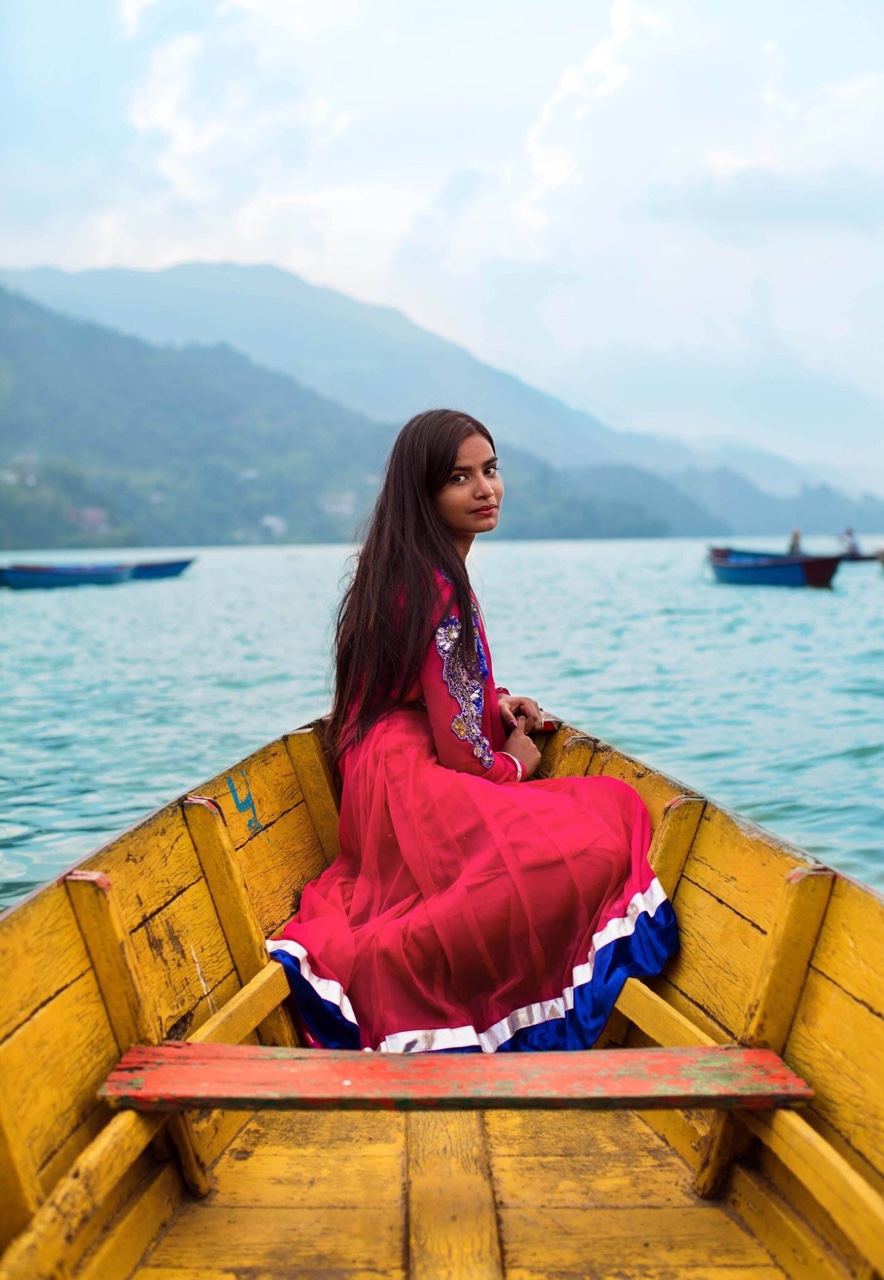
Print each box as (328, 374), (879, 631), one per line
(67, 506), (111, 533)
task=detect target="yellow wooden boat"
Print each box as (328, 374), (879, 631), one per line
(1, 721), (882, 1280)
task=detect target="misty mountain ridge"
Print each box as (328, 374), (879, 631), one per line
(0, 260), (851, 502)
(1, 269), (882, 546)
(0, 286), (667, 547)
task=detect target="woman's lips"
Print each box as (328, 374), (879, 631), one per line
(472, 506), (497, 516)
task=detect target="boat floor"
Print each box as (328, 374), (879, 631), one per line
(130, 1108), (786, 1279)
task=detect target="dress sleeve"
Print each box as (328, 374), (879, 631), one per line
(419, 607), (521, 784)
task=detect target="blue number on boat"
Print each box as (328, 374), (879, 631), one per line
(226, 770), (264, 834)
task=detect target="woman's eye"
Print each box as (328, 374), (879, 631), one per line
(486, 466), (498, 476)
(451, 474), (467, 484)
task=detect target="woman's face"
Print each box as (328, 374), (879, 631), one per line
(433, 432), (503, 555)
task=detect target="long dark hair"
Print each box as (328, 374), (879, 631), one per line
(328, 408), (496, 759)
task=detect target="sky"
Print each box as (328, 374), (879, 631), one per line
(2, 1), (884, 490)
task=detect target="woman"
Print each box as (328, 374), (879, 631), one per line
(270, 409), (678, 1052)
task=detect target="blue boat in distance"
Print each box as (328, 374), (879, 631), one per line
(131, 558), (194, 580)
(708, 546), (842, 588)
(0, 558), (194, 589)
(0, 563), (134, 590)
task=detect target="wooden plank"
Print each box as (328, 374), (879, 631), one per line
(182, 797), (296, 1048)
(682, 804), (812, 935)
(210, 1141), (402, 1208)
(130, 878), (236, 1039)
(186, 962), (290, 1047)
(739, 1109), (884, 1278)
(534, 726), (593, 779)
(646, 974), (733, 1043)
(616, 977), (718, 1050)
(131, 1271), (244, 1280)
(0, 1085), (43, 1251)
(0, 1111), (165, 1280)
(500, 1204), (778, 1272)
(195, 738), (305, 850)
(283, 727), (341, 865)
(235, 803), (328, 937)
(100, 1043), (812, 1112)
(506, 1267), (785, 1279)
(486, 1108), (656, 1159)
(64, 871), (212, 1197)
(144, 1206), (403, 1273)
(134, 1271), (400, 1280)
(587, 744), (693, 831)
(784, 966), (884, 1176)
(0, 884), (92, 1043)
(740, 867), (835, 1052)
(647, 795), (705, 898)
(757, 1137), (877, 1277)
(666, 877), (766, 1036)
(1, 970), (119, 1177)
(694, 865), (834, 1198)
(546, 732), (597, 781)
(76, 1163), (182, 1280)
(232, 1107), (406, 1156)
(809, 876), (884, 1017)
(407, 1112), (502, 1280)
(727, 1165), (852, 1280)
(491, 1153), (698, 1211)
(81, 803), (200, 934)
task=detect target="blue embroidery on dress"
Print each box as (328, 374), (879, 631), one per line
(435, 609), (493, 768)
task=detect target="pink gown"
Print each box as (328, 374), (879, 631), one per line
(270, 591), (677, 1052)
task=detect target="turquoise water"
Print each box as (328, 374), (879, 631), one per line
(1, 538), (882, 910)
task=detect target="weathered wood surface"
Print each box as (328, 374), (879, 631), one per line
(693, 864), (835, 1198)
(407, 1112), (503, 1280)
(2, 721), (882, 1280)
(100, 1043), (812, 1113)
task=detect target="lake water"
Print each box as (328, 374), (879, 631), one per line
(1, 538), (882, 911)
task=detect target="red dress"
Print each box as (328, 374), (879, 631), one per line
(270, 591), (677, 1052)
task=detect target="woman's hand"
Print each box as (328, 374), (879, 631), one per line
(503, 715), (542, 780)
(498, 694), (544, 735)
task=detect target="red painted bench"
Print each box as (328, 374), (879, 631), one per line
(100, 1042), (812, 1113)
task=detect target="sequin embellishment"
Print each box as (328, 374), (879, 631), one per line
(434, 610), (493, 768)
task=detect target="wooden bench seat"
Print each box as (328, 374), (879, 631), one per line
(100, 1041), (812, 1113)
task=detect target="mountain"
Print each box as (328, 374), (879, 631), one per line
(0, 263), (696, 471)
(0, 286), (663, 547)
(569, 465), (729, 536)
(668, 467), (884, 537)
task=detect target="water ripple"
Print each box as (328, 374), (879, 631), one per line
(1, 539), (882, 909)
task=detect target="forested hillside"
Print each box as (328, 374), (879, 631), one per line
(0, 287), (664, 547)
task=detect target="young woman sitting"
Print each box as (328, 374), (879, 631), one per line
(270, 409), (678, 1052)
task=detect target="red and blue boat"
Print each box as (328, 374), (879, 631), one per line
(708, 546), (842, 588)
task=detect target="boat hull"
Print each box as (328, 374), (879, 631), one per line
(131, 558), (194, 579)
(0, 564), (134, 589)
(708, 547), (841, 588)
(1, 722), (882, 1280)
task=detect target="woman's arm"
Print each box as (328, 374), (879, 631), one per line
(420, 609), (524, 783)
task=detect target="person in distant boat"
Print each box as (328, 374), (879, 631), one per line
(787, 528), (803, 555)
(841, 528), (861, 558)
(269, 409), (678, 1053)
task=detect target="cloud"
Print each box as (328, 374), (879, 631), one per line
(518, 0), (666, 228)
(647, 165), (884, 235)
(394, 169), (493, 270)
(5, 0), (884, 467)
(220, 0), (359, 40)
(120, 0), (161, 39)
